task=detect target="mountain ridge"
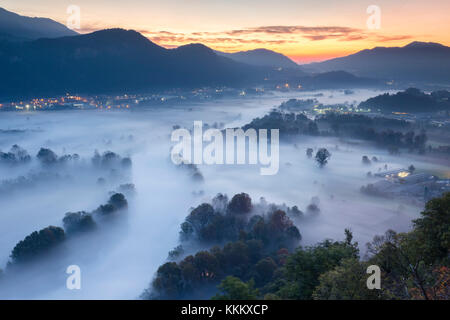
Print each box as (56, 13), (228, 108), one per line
(301, 41), (450, 83)
(0, 28), (267, 97)
(215, 48), (299, 69)
(0, 7), (78, 41)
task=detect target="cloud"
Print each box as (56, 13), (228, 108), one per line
(142, 25), (367, 48)
(85, 24), (412, 55)
(78, 23), (412, 50)
(223, 25), (362, 41)
(375, 34), (413, 42)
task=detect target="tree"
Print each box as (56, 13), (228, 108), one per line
(315, 148), (331, 167)
(412, 192), (449, 263)
(94, 193), (128, 216)
(366, 230), (439, 300)
(361, 193), (449, 300)
(276, 234), (359, 299)
(150, 262), (184, 299)
(212, 276), (259, 300)
(228, 193), (252, 214)
(63, 211), (96, 234)
(313, 258), (382, 300)
(362, 155), (371, 165)
(184, 203), (217, 240)
(121, 157), (132, 168)
(409, 266), (450, 300)
(36, 148), (58, 165)
(108, 193), (128, 210)
(253, 257), (278, 286)
(10, 226), (65, 263)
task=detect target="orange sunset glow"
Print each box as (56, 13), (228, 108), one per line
(2, 0), (450, 62)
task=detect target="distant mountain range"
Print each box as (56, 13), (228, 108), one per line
(0, 7), (77, 41)
(302, 42), (450, 83)
(1, 7), (449, 98)
(215, 48), (299, 69)
(1, 27), (378, 98)
(0, 29), (272, 97)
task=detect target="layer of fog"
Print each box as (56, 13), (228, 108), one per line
(0, 88), (441, 299)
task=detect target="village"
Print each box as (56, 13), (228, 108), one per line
(361, 167), (450, 204)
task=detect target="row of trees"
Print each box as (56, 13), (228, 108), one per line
(0, 144), (31, 165)
(243, 110), (429, 153)
(242, 110), (319, 139)
(0, 144), (132, 169)
(8, 193), (128, 264)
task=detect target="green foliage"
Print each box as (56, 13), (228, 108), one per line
(312, 258), (382, 300)
(146, 192), (450, 301)
(213, 276), (259, 300)
(146, 238), (279, 299)
(253, 257), (278, 287)
(275, 236), (359, 299)
(412, 192), (450, 263)
(365, 193), (450, 299)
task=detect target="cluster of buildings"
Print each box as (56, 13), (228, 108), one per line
(364, 168), (450, 204)
(0, 87), (271, 112)
(0, 94), (138, 111)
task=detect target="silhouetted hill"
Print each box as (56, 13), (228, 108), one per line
(170, 44), (259, 85)
(302, 42), (450, 83)
(358, 88), (450, 112)
(215, 48), (299, 69)
(290, 71), (380, 89)
(0, 28), (383, 98)
(0, 29), (266, 97)
(0, 7), (77, 41)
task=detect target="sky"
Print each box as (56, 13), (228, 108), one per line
(2, 0), (450, 63)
